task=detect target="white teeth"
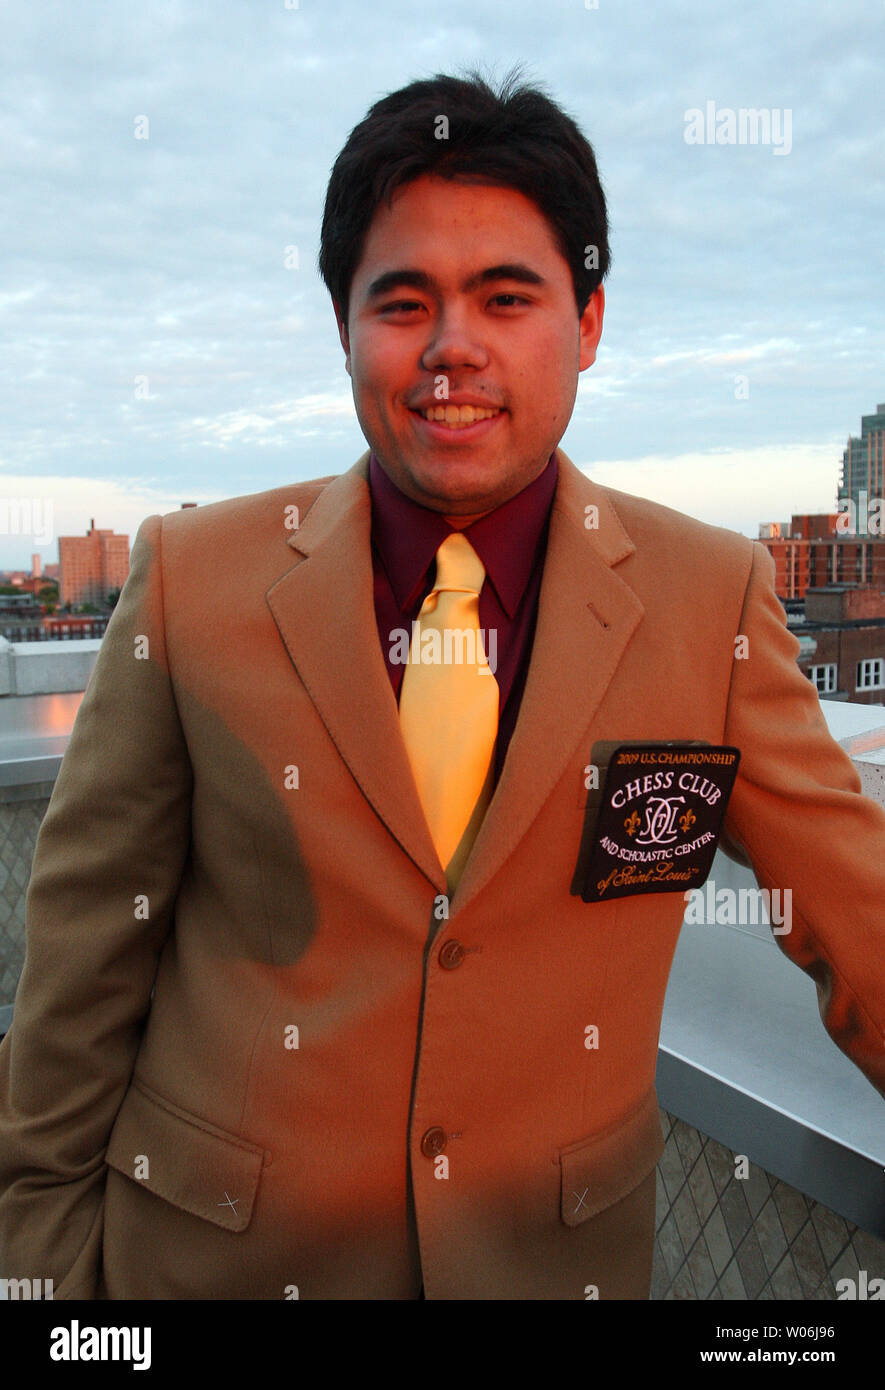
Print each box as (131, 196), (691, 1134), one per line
(420, 404), (501, 427)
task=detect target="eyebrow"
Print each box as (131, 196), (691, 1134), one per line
(364, 263), (547, 302)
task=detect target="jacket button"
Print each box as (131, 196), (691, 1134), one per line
(420, 1127), (447, 1158)
(438, 939), (465, 969)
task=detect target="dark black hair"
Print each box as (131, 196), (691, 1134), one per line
(318, 64), (610, 327)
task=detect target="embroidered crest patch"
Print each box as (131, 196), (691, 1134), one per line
(581, 743), (741, 903)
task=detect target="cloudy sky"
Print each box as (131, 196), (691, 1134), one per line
(2, 0), (883, 568)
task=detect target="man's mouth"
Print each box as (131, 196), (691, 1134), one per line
(411, 404), (503, 430)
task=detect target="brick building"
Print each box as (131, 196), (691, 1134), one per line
(58, 519), (129, 606)
(790, 586), (885, 705)
(759, 515), (885, 600)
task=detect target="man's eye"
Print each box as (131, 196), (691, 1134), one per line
(379, 301), (422, 314)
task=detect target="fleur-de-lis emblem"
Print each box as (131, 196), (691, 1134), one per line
(679, 808), (696, 834)
(624, 810), (641, 837)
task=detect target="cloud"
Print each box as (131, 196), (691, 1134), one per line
(578, 441), (842, 536)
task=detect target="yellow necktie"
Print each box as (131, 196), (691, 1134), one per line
(399, 532), (499, 891)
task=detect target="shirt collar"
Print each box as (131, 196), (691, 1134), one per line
(368, 451), (558, 619)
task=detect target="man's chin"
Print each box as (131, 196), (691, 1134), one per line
(371, 439), (540, 513)
(405, 470), (504, 515)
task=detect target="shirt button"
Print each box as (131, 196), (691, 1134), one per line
(438, 939), (466, 969)
(420, 1127), (447, 1158)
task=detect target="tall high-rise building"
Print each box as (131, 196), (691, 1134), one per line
(838, 401), (885, 512)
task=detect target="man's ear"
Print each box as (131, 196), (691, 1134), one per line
(578, 285), (605, 371)
(333, 300), (352, 377)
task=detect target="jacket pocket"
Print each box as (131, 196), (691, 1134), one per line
(559, 1086), (665, 1227)
(104, 1078), (268, 1233)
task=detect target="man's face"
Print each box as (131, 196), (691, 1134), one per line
(336, 174), (604, 516)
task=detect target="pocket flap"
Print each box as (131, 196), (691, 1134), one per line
(559, 1087), (664, 1227)
(105, 1080), (268, 1232)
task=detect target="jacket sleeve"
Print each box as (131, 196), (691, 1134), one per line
(722, 540), (885, 1100)
(0, 513), (193, 1298)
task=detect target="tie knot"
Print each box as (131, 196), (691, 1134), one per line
(431, 532), (486, 597)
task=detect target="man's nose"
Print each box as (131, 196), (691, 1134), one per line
(420, 305), (489, 373)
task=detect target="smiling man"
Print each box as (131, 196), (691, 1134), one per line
(337, 173), (603, 521)
(0, 67), (883, 1304)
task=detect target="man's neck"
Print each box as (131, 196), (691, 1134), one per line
(443, 511), (492, 529)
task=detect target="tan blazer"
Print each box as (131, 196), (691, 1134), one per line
(1, 448), (883, 1300)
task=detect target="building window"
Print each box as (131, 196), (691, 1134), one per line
(807, 664), (837, 693)
(856, 659), (885, 691)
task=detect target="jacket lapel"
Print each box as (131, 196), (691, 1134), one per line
(265, 451), (447, 893)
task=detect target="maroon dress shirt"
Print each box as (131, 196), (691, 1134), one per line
(368, 450), (558, 784)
